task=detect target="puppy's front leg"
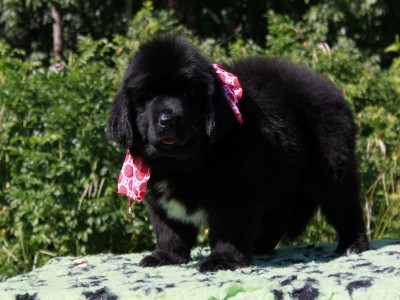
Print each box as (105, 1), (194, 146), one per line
(199, 204), (264, 272)
(139, 199), (198, 267)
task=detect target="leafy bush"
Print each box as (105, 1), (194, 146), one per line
(0, 39), (155, 279)
(1, 1), (399, 280)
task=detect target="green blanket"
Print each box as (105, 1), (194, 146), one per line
(1, 239), (399, 299)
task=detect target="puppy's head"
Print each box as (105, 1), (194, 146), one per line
(107, 35), (234, 163)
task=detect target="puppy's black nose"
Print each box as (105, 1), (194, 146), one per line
(159, 114), (177, 131)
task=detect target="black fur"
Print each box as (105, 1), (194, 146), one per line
(108, 35), (369, 272)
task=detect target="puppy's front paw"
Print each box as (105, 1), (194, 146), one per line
(199, 252), (251, 273)
(139, 254), (164, 267)
(139, 251), (189, 267)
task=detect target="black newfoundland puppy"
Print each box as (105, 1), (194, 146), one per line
(108, 34), (369, 272)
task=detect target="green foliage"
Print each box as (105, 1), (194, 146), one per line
(0, 0), (127, 60)
(1, 1), (400, 281)
(385, 35), (400, 54)
(0, 39), (154, 279)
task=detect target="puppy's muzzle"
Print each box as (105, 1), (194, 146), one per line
(158, 114), (182, 148)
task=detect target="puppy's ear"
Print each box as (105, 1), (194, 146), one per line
(107, 90), (133, 149)
(206, 79), (234, 144)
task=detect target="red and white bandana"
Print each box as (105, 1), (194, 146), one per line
(212, 64), (243, 124)
(117, 64), (243, 210)
(117, 152), (151, 210)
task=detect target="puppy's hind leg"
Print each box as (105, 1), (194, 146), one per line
(314, 169), (369, 254)
(253, 191), (317, 255)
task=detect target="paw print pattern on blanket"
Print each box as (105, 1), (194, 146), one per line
(1, 240), (399, 299)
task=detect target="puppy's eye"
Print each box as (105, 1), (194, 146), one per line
(182, 90), (194, 98)
(126, 88), (150, 102)
(142, 93), (153, 100)
(134, 92), (153, 104)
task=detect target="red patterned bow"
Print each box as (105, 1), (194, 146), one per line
(117, 152), (151, 211)
(212, 64), (243, 124)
